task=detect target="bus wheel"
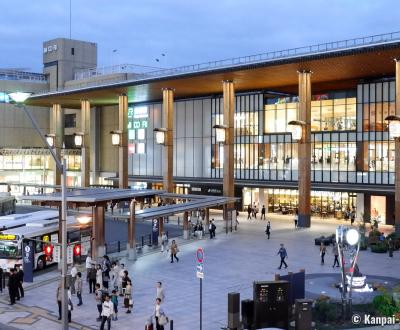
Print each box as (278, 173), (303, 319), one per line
(37, 257), (46, 270)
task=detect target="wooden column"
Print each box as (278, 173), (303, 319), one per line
(395, 59), (400, 233)
(183, 211), (189, 239)
(52, 104), (64, 186)
(127, 200), (137, 260)
(93, 205), (105, 259)
(297, 71), (312, 228)
(81, 100), (91, 187)
(205, 208), (210, 230)
(119, 94), (128, 189)
(158, 217), (164, 236)
(162, 88), (174, 193)
(223, 80), (235, 199)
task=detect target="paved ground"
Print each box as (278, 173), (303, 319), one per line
(0, 211), (398, 329)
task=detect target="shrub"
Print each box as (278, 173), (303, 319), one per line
(315, 298), (338, 323)
(372, 294), (399, 317)
(371, 242), (387, 253)
(369, 229), (381, 238)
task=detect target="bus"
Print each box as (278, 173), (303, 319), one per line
(0, 216), (91, 271)
(0, 210), (59, 231)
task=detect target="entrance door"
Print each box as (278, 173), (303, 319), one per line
(370, 195), (386, 224)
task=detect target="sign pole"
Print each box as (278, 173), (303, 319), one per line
(200, 277), (202, 330)
(196, 247), (204, 330)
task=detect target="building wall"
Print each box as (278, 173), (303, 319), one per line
(99, 105), (118, 173)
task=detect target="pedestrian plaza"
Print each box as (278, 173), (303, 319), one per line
(0, 212), (398, 329)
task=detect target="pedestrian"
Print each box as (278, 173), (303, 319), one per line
(124, 279), (133, 313)
(294, 210), (298, 228)
(88, 264), (97, 293)
(247, 205), (252, 220)
(111, 290), (119, 321)
(208, 221), (213, 239)
(320, 243), (326, 265)
(70, 263), (77, 295)
(156, 282), (165, 302)
(161, 232), (168, 253)
(254, 205), (259, 219)
(211, 220), (216, 239)
(76, 272), (83, 306)
(85, 253), (93, 282)
(96, 264), (103, 290)
(168, 240), (179, 263)
(100, 294), (114, 330)
(102, 255), (111, 292)
(109, 263), (117, 291)
(67, 287), (73, 323)
(118, 264), (125, 296)
(153, 298), (168, 330)
(277, 244), (288, 269)
(15, 265), (24, 299)
(332, 242), (340, 268)
(121, 270), (131, 296)
(56, 282), (62, 320)
(350, 211), (355, 226)
(95, 283), (104, 321)
(8, 268), (17, 305)
(388, 238), (394, 258)
(112, 262), (120, 292)
(261, 205), (266, 220)
(265, 221), (271, 239)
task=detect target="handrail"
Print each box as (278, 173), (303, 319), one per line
(0, 70), (47, 82)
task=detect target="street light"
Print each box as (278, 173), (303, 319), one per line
(45, 134), (56, 148)
(73, 132), (84, 148)
(153, 128), (167, 145)
(8, 91), (69, 330)
(110, 130), (122, 146)
(213, 124), (227, 143)
(385, 115), (400, 140)
(77, 215), (91, 225)
(288, 120), (306, 142)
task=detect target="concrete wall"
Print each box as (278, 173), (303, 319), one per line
(0, 80), (49, 148)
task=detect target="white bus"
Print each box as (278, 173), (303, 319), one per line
(0, 210), (59, 231)
(0, 216), (91, 271)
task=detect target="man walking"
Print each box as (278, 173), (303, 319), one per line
(261, 205), (266, 220)
(70, 264), (77, 295)
(88, 264), (97, 293)
(100, 294), (114, 330)
(277, 244), (288, 270)
(332, 243), (340, 267)
(8, 268), (17, 305)
(76, 272), (83, 306)
(15, 265), (24, 299)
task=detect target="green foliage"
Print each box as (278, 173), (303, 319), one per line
(371, 242), (388, 253)
(372, 294), (400, 317)
(315, 299), (338, 323)
(369, 229), (381, 238)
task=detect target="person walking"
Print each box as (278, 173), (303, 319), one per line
(168, 240), (179, 263)
(388, 238), (394, 258)
(15, 265), (24, 299)
(118, 264), (125, 296)
(153, 298), (168, 330)
(261, 205), (266, 220)
(88, 264), (97, 293)
(70, 264), (77, 295)
(67, 287), (73, 323)
(8, 268), (17, 305)
(121, 270), (131, 296)
(100, 294), (114, 330)
(247, 205), (252, 220)
(277, 244), (288, 269)
(161, 232), (168, 252)
(332, 242), (340, 268)
(75, 272), (83, 306)
(265, 221), (271, 239)
(85, 253), (93, 282)
(95, 283), (104, 321)
(124, 280), (133, 313)
(56, 282), (62, 320)
(96, 264), (103, 290)
(211, 220), (216, 239)
(109, 263), (117, 291)
(320, 243), (326, 265)
(102, 256), (111, 292)
(111, 290), (119, 321)
(294, 210), (298, 228)
(156, 282), (165, 302)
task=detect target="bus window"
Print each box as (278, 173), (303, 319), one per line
(68, 230), (80, 243)
(0, 240), (19, 258)
(35, 238), (42, 254)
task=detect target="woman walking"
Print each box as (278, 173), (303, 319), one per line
(96, 264), (103, 290)
(124, 279), (133, 313)
(168, 240), (179, 263)
(153, 298), (168, 330)
(320, 243), (327, 265)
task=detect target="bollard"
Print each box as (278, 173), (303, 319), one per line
(118, 241), (121, 253)
(177, 217), (180, 226)
(148, 234), (152, 246)
(141, 236), (144, 247)
(170, 319), (173, 330)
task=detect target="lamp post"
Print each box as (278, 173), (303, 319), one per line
(336, 226), (360, 320)
(385, 115), (400, 233)
(8, 92), (69, 330)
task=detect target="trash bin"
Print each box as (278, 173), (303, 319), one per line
(295, 298), (313, 330)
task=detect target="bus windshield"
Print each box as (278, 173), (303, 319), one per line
(0, 240), (19, 258)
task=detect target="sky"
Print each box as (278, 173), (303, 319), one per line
(1, 0), (400, 73)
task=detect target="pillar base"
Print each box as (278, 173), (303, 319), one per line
(127, 244), (137, 261)
(183, 230), (189, 240)
(298, 214), (311, 228)
(96, 245), (106, 260)
(395, 223), (400, 234)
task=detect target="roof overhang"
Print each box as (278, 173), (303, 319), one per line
(27, 42), (400, 108)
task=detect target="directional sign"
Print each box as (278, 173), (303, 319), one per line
(53, 245), (61, 263)
(67, 245), (74, 264)
(196, 248), (204, 263)
(196, 248), (204, 279)
(196, 262), (204, 279)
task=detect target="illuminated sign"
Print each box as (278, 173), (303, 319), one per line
(0, 234), (17, 240)
(133, 106), (148, 118)
(132, 120), (148, 129)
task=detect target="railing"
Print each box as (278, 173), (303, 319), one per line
(74, 63), (164, 80)
(35, 31), (400, 95)
(0, 70), (47, 82)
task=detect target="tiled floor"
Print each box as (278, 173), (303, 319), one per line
(0, 213), (398, 330)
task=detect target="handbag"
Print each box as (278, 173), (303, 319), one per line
(129, 298), (133, 306)
(158, 314), (168, 325)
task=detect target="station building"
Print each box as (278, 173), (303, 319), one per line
(6, 32), (400, 226)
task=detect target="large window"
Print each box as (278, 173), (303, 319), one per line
(64, 114), (76, 128)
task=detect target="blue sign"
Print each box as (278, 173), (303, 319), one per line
(152, 219), (159, 246)
(22, 240), (34, 283)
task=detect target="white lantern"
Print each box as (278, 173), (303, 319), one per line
(288, 121), (306, 142)
(45, 134), (55, 148)
(110, 131), (122, 146)
(154, 128), (167, 145)
(346, 228), (360, 246)
(213, 124), (227, 143)
(388, 119), (400, 139)
(73, 133), (84, 148)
